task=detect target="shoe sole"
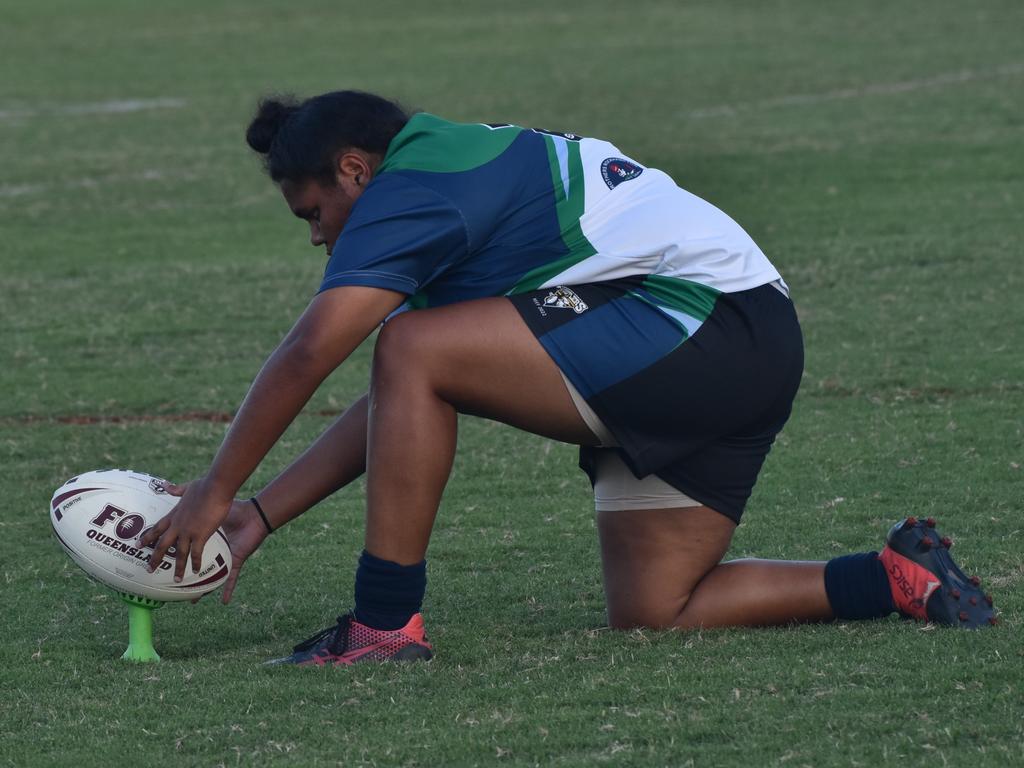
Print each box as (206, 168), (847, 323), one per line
(390, 644), (433, 662)
(885, 516), (996, 628)
(265, 643), (434, 667)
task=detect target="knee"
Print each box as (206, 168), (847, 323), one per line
(372, 312), (431, 388)
(606, 593), (692, 631)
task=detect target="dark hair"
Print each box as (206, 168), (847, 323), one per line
(246, 90), (410, 184)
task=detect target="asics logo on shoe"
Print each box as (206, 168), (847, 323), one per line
(887, 560), (916, 600)
(888, 561), (939, 604)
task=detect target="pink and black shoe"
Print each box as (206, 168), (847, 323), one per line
(266, 613), (433, 666)
(880, 517), (996, 628)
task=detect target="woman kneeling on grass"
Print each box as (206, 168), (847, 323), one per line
(141, 90), (995, 665)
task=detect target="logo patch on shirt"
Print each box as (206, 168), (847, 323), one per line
(600, 157), (643, 189)
(542, 286), (589, 314)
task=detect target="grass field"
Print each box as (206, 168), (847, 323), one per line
(2, 1), (1023, 765)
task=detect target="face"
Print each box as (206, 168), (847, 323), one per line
(279, 151), (375, 257)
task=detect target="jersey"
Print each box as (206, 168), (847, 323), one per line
(320, 112), (784, 341)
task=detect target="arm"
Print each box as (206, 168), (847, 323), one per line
(142, 286), (403, 580)
(254, 393), (369, 530)
(164, 397), (370, 604)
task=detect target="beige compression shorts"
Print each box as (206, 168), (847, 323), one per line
(560, 372), (701, 512)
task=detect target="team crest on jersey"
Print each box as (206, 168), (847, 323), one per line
(542, 286), (589, 314)
(601, 157), (643, 189)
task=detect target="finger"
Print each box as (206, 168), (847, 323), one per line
(222, 564), (241, 605)
(147, 527), (177, 572)
(173, 537), (191, 582)
(190, 539), (205, 574)
(140, 516), (171, 547)
(163, 482), (188, 498)
(150, 478), (184, 496)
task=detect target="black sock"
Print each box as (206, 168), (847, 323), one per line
(824, 551), (895, 620)
(353, 550), (427, 630)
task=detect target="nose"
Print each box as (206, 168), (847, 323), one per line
(309, 221), (324, 247)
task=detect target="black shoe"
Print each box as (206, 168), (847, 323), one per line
(879, 517), (996, 628)
(265, 613), (433, 666)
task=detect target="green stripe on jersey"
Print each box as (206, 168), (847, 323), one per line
(378, 113), (522, 174)
(507, 136), (596, 294)
(406, 292), (429, 310)
(640, 274), (721, 321)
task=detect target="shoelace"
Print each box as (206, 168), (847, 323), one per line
(292, 614), (352, 653)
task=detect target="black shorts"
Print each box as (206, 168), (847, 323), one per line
(509, 279), (804, 523)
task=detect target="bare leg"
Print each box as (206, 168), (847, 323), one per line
(365, 296), (835, 628)
(598, 507), (834, 628)
(255, 395), (369, 529)
(364, 298), (597, 564)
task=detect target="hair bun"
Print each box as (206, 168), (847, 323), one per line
(245, 90), (410, 182)
(246, 97), (300, 154)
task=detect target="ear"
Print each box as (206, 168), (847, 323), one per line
(334, 151), (373, 189)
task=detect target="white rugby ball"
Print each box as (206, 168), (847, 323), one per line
(50, 469), (232, 602)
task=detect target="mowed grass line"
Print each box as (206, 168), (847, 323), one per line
(2, 1), (1023, 766)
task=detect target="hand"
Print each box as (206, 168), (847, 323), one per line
(140, 477), (232, 583)
(215, 496), (270, 604)
(150, 482), (270, 604)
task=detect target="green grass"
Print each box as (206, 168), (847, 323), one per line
(2, 1), (1023, 765)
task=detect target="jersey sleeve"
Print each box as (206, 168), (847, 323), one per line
(319, 173), (468, 296)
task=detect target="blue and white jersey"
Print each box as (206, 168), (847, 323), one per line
(322, 112), (784, 334)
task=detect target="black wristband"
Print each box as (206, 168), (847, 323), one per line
(250, 496), (274, 534)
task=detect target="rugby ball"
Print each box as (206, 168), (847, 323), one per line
(50, 469), (232, 602)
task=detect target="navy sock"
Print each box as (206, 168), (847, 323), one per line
(353, 550), (427, 630)
(824, 552), (896, 620)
